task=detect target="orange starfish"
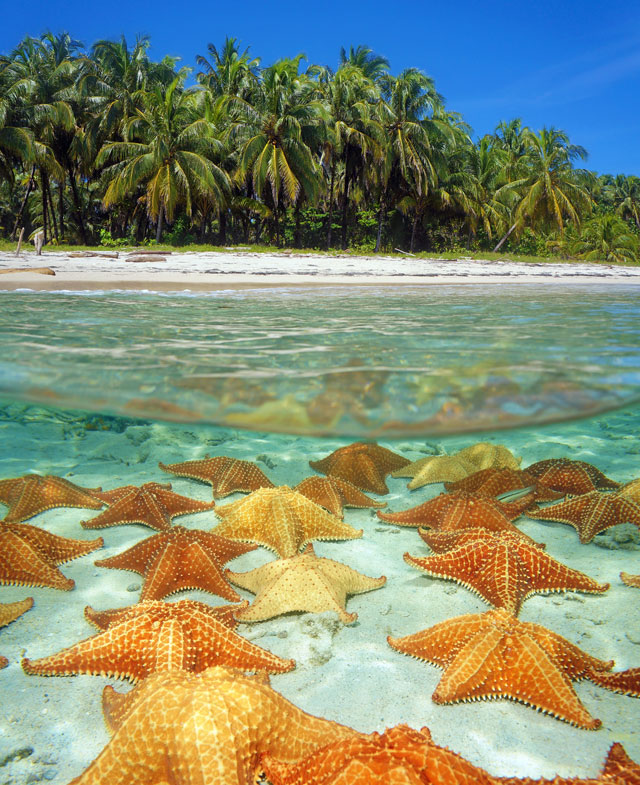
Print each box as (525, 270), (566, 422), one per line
(159, 455), (275, 498)
(226, 545), (386, 624)
(621, 572), (640, 588)
(445, 468), (563, 503)
(94, 525), (256, 602)
(525, 458), (620, 497)
(377, 489), (536, 528)
(294, 476), (386, 518)
(406, 528), (608, 614)
(0, 521), (103, 590)
(498, 743), (640, 785)
(212, 486), (363, 558)
(68, 667), (357, 785)
(387, 607), (614, 729)
(261, 723), (498, 785)
(526, 491), (640, 543)
(82, 482), (215, 531)
(1, 596), (33, 669)
(0, 473), (104, 523)
(587, 666), (640, 698)
(309, 442), (410, 495)
(22, 599), (294, 682)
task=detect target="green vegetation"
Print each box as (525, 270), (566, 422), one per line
(0, 33), (638, 262)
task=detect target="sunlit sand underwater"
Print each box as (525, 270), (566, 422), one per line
(0, 284), (639, 783)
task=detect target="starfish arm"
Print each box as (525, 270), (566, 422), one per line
(588, 667), (640, 696)
(621, 571), (640, 588)
(295, 477), (345, 517)
(0, 530), (75, 590)
(149, 485), (216, 518)
(0, 597), (34, 626)
(216, 461), (274, 497)
(225, 560), (288, 595)
(0, 476), (104, 523)
(522, 546), (609, 597)
(319, 560), (386, 597)
(22, 616), (159, 681)
(10, 524), (103, 565)
(159, 455), (226, 485)
(387, 614), (486, 668)
(94, 537), (160, 576)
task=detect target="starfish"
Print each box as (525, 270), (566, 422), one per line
(525, 458), (620, 496)
(293, 476), (386, 519)
(387, 607), (615, 729)
(445, 467), (563, 503)
(377, 489), (536, 529)
(1, 596), (33, 669)
(587, 666), (640, 698)
(0, 473), (104, 523)
(406, 528), (609, 614)
(392, 442), (521, 490)
(226, 545), (386, 624)
(68, 667), (358, 785)
(0, 521), (103, 590)
(94, 525), (257, 602)
(526, 490), (640, 543)
(81, 482), (215, 531)
(309, 442), (410, 495)
(159, 455), (275, 498)
(498, 743), (640, 785)
(621, 572), (640, 588)
(22, 599), (294, 682)
(212, 486), (363, 558)
(261, 723), (498, 785)
(615, 478), (640, 504)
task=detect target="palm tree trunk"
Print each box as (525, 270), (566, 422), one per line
(326, 160), (335, 250)
(341, 149), (351, 250)
(273, 207), (280, 247)
(374, 191), (386, 253)
(41, 169), (48, 245)
(294, 202), (302, 248)
(58, 181), (65, 239)
(12, 165), (36, 239)
(493, 222), (517, 252)
(66, 162), (88, 244)
(410, 215), (418, 253)
(219, 210), (227, 245)
(156, 205), (164, 243)
(45, 175), (59, 243)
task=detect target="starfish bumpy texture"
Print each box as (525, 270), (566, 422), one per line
(525, 458), (620, 496)
(387, 607), (615, 729)
(226, 546), (386, 624)
(22, 599), (294, 682)
(68, 667), (358, 785)
(293, 476), (385, 518)
(95, 525), (256, 602)
(309, 442), (410, 495)
(212, 486), (363, 558)
(0, 596), (34, 669)
(159, 455), (275, 498)
(0, 474), (103, 523)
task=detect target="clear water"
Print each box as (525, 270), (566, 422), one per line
(2, 284), (640, 436)
(1, 284), (640, 783)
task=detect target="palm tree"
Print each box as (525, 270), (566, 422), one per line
(604, 174), (640, 230)
(339, 45), (390, 83)
(231, 56), (325, 245)
(97, 79), (231, 241)
(572, 213), (638, 264)
(196, 37), (259, 99)
(493, 127), (592, 251)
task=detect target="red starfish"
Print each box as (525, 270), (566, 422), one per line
(159, 455), (275, 498)
(0, 473), (103, 523)
(83, 482), (215, 531)
(94, 525), (256, 601)
(407, 528), (608, 614)
(445, 468), (563, 503)
(309, 442), (410, 495)
(525, 458), (620, 496)
(294, 476), (385, 518)
(0, 521), (103, 590)
(526, 490), (640, 543)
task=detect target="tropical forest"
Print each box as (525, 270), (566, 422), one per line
(0, 32), (638, 262)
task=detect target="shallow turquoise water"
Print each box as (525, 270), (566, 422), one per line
(2, 284), (640, 436)
(1, 284), (640, 783)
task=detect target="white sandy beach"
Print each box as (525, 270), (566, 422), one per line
(1, 248), (640, 289)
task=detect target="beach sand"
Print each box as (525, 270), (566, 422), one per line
(1, 251), (639, 784)
(1, 248), (640, 290)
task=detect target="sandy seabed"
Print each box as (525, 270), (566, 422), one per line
(0, 402), (639, 784)
(1, 251), (639, 784)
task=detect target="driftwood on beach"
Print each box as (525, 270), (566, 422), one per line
(127, 249), (172, 255)
(67, 251), (120, 259)
(0, 266), (55, 275)
(126, 255), (167, 262)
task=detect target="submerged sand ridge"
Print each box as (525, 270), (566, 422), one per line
(2, 248), (640, 290)
(0, 402), (639, 783)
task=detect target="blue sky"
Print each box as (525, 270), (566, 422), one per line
(2, 0), (639, 175)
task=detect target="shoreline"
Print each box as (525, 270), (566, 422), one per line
(2, 250), (640, 290)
